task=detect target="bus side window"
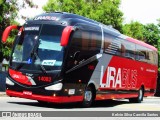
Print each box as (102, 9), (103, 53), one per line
(104, 34), (111, 53)
(90, 33), (97, 51)
(136, 51), (145, 61)
(154, 51), (158, 65)
(90, 32), (101, 52)
(136, 45), (150, 63)
(81, 30), (101, 58)
(82, 31), (89, 51)
(148, 49), (157, 65)
(114, 38), (121, 56)
(124, 41), (135, 60)
(148, 49), (156, 65)
(104, 33), (122, 56)
(121, 44), (126, 57)
(66, 30), (82, 69)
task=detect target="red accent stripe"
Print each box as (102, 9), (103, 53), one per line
(9, 69), (32, 85)
(60, 26), (73, 46)
(126, 37), (157, 51)
(144, 92), (154, 97)
(6, 90), (83, 103)
(2, 25), (17, 43)
(96, 93), (138, 100)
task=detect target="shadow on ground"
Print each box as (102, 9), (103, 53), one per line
(8, 99), (129, 109)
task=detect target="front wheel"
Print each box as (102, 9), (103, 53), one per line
(37, 100), (49, 105)
(129, 87), (144, 103)
(82, 86), (95, 107)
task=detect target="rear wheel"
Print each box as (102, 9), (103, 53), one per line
(129, 87), (144, 103)
(37, 100), (48, 105)
(82, 85), (95, 107)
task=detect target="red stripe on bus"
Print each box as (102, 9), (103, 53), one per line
(126, 37), (157, 51)
(96, 93), (138, 100)
(9, 69), (32, 85)
(6, 90), (83, 103)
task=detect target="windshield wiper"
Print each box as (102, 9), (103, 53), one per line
(31, 50), (47, 74)
(14, 39), (47, 74)
(28, 38), (47, 74)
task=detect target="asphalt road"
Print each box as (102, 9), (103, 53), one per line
(0, 96), (160, 111)
(1, 96), (160, 120)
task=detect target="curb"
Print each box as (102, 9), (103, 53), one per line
(146, 96), (160, 99)
(0, 92), (7, 97)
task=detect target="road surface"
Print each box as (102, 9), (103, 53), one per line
(0, 96), (160, 111)
(0, 96), (160, 120)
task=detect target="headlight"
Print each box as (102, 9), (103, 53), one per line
(6, 78), (15, 86)
(45, 83), (63, 91)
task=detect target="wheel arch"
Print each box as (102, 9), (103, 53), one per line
(87, 82), (97, 100)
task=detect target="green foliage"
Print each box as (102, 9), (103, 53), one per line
(122, 21), (160, 69)
(143, 23), (160, 69)
(0, 0), (37, 60)
(122, 21), (145, 41)
(143, 24), (160, 48)
(43, 0), (123, 31)
(122, 21), (160, 48)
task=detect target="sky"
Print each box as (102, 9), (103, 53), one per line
(120, 0), (160, 24)
(17, 0), (160, 25)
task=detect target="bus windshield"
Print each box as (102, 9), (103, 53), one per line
(10, 24), (65, 72)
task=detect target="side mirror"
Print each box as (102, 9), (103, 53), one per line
(60, 26), (73, 46)
(2, 25), (18, 43)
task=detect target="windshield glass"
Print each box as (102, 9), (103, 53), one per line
(11, 24), (65, 72)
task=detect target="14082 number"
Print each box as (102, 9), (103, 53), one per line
(38, 76), (52, 83)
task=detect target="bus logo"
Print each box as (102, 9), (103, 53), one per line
(100, 66), (137, 89)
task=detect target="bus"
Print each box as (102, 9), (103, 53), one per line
(2, 12), (158, 107)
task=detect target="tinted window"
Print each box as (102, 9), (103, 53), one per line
(123, 41), (135, 59)
(104, 33), (121, 56)
(66, 29), (101, 70)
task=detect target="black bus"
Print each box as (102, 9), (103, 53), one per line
(2, 12), (158, 107)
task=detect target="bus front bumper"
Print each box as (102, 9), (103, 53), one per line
(6, 90), (83, 103)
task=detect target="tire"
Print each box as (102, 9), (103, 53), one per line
(82, 86), (95, 107)
(129, 87), (144, 103)
(37, 100), (48, 105)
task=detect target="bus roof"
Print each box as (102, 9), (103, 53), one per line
(33, 12), (157, 51)
(125, 36), (157, 51)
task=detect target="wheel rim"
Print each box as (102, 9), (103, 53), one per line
(84, 90), (92, 102)
(139, 89), (143, 100)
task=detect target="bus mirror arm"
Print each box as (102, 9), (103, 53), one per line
(73, 51), (80, 65)
(60, 26), (78, 46)
(74, 51), (80, 60)
(2, 25), (22, 43)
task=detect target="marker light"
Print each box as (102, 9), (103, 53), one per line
(6, 78), (15, 86)
(45, 83), (63, 91)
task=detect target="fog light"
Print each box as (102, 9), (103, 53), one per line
(6, 78), (15, 86)
(45, 83), (63, 91)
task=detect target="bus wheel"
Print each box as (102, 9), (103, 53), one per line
(82, 86), (94, 107)
(129, 87), (144, 103)
(37, 100), (48, 105)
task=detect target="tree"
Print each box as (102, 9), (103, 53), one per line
(0, 0), (37, 60)
(43, 0), (123, 31)
(122, 21), (145, 41)
(122, 21), (160, 48)
(143, 24), (160, 70)
(122, 21), (160, 71)
(143, 23), (160, 48)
